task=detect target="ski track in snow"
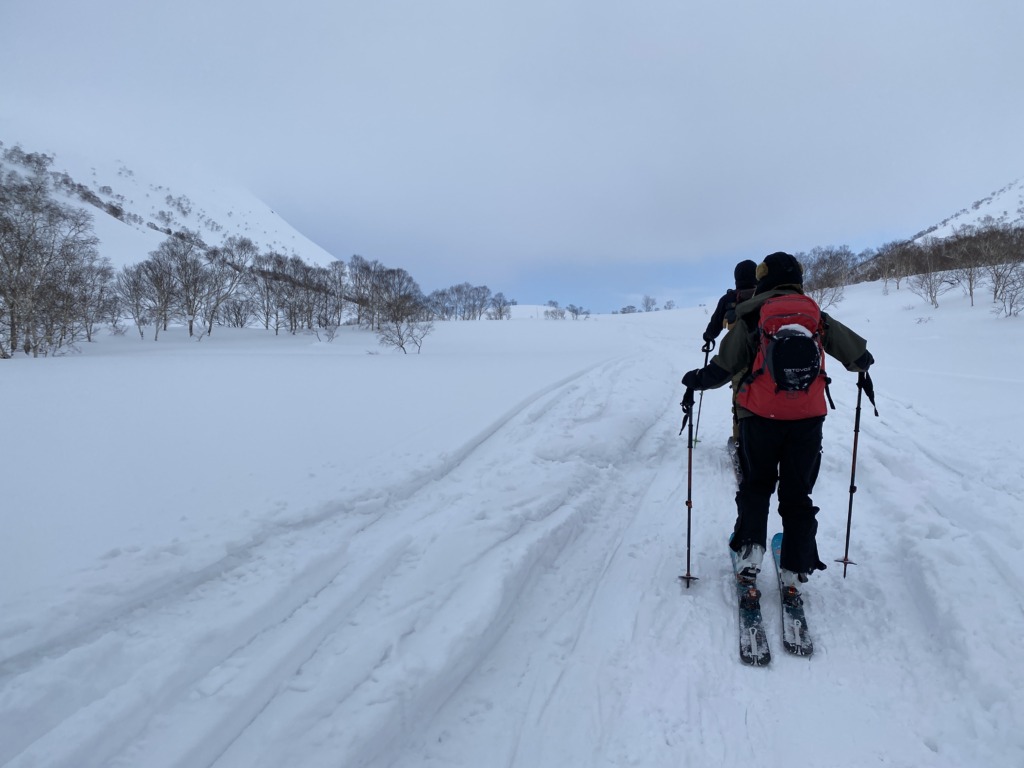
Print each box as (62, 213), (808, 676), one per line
(1, 353), (673, 768)
(3, 312), (1023, 768)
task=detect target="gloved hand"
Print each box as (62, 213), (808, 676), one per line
(701, 339), (715, 353)
(681, 369), (700, 389)
(681, 386), (695, 411)
(702, 331), (716, 343)
(853, 350), (874, 371)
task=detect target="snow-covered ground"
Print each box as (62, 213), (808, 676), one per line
(2, 282), (1022, 768)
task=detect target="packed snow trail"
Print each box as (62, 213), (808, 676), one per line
(373, 380), (1011, 768)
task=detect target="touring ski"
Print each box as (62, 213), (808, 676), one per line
(730, 542), (771, 666)
(771, 532), (814, 657)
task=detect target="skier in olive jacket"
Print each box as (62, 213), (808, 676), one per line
(681, 252), (874, 591)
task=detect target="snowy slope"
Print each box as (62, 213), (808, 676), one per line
(0, 134), (339, 269)
(914, 176), (1024, 241)
(1, 281), (1022, 768)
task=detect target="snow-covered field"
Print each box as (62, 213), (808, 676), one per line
(2, 282), (1022, 768)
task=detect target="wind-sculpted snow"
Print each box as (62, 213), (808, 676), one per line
(1, 285), (1022, 768)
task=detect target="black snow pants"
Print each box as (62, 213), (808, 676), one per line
(731, 414), (827, 575)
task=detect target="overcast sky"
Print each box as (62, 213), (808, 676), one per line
(3, 1), (1023, 311)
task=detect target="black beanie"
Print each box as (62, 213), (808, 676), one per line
(754, 252), (803, 294)
(733, 260), (758, 290)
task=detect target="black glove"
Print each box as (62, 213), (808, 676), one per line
(702, 330), (716, 343)
(681, 386), (695, 411)
(682, 369), (700, 390)
(853, 350), (874, 371)
(701, 338), (715, 353)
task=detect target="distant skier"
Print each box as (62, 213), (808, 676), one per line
(702, 259), (758, 347)
(700, 259), (758, 447)
(681, 252), (874, 593)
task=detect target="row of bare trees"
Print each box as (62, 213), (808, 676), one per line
(1, 157), (520, 356)
(863, 221), (1024, 313)
(111, 241), (516, 345)
(792, 223), (1024, 316)
(346, 256), (515, 326)
(424, 281), (514, 321)
(115, 233), (348, 339)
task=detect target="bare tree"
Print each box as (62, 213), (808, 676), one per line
(451, 283), (474, 320)
(200, 235), (257, 335)
(426, 287), (456, 320)
(992, 262), (1024, 318)
(76, 258), (116, 342)
(446, 282), (482, 320)
(875, 240), (917, 291)
(377, 267), (424, 323)
(987, 226), (1024, 317)
(543, 300), (566, 320)
(946, 225), (987, 306)
(487, 292), (515, 320)
(377, 318), (434, 353)
(116, 263), (151, 339)
(349, 254), (386, 328)
(218, 295), (255, 328)
(801, 245), (854, 309)
(465, 284), (492, 320)
(278, 256), (321, 334)
(140, 250), (177, 340)
(247, 251), (287, 333)
(149, 231), (207, 337)
(972, 225), (1023, 304)
(908, 241), (955, 308)
(321, 260), (348, 327)
(565, 303), (589, 319)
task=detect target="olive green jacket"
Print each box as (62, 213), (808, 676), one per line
(709, 288), (870, 420)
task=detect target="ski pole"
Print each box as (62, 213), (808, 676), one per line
(692, 343), (712, 447)
(679, 387), (699, 588)
(836, 371), (878, 577)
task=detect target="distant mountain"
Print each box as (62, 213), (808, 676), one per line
(0, 136), (339, 271)
(5, 131), (1020, 278)
(912, 177), (1024, 242)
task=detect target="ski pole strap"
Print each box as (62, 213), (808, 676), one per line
(859, 372), (879, 416)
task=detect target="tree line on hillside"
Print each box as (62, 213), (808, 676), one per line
(610, 226), (1024, 318)
(872, 223), (1024, 314)
(3, 145), (1023, 358)
(794, 224), (1024, 315)
(0, 151), (517, 358)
